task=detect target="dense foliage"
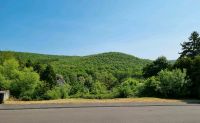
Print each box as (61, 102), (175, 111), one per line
(179, 31), (200, 58)
(0, 31), (200, 100)
(157, 69), (189, 98)
(0, 59), (41, 100)
(173, 31), (200, 98)
(142, 56), (171, 78)
(0, 52), (151, 100)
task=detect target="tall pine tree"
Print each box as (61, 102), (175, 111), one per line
(180, 31), (200, 58)
(176, 31), (200, 98)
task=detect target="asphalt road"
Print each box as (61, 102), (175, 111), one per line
(1, 103), (200, 123)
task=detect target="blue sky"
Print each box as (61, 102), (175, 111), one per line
(0, 0), (200, 60)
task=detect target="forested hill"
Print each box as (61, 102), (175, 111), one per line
(0, 51), (151, 80)
(0, 32), (198, 100)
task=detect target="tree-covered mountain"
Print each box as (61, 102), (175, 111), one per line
(0, 51), (153, 100)
(0, 31), (199, 100)
(0, 51), (151, 80)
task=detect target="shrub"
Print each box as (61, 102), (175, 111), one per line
(45, 84), (71, 100)
(32, 81), (48, 100)
(70, 81), (89, 95)
(45, 88), (61, 100)
(114, 78), (141, 98)
(95, 72), (118, 90)
(141, 76), (160, 97)
(157, 69), (189, 98)
(90, 81), (107, 95)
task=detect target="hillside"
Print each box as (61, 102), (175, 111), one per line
(0, 51), (150, 74)
(0, 50), (191, 100)
(0, 51), (151, 89)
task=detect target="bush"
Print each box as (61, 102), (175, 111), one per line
(45, 88), (61, 100)
(141, 77), (160, 97)
(95, 72), (118, 90)
(45, 84), (71, 100)
(157, 69), (189, 98)
(70, 81), (89, 95)
(114, 78), (141, 98)
(90, 81), (107, 95)
(32, 82), (48, 100)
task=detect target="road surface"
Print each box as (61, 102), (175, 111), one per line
(0, 103), (200, 123)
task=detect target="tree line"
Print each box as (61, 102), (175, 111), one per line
(142, 31), (200, 98)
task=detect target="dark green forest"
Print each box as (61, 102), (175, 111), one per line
(0, 31), (200, 100)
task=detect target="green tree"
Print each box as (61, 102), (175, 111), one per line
(45, 84), (71, 100)
(95, 72), (117, 89)
(175, 31), (200, 98)
(0, 73), (10, 90)
(143, 56), (170, 78)
(41, 64), (57, 89)
(90, 81), (107, 95)
(2, 59), (19, 80)
(10, 68), (41, 100)
(180, 31), (200, 58)
(70, 80), (88, 96)
(115, 78), (141, 98)
(188, 56), (200, 97)
(0, 59), (20, 91)
(26, 59), (33, 68)
(33, 62), (43, 74)
(141, 76), (160, 97)
(157, 69), (189, 98)
(0, 51), (14, 64)
(84, 75), (93, 89)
